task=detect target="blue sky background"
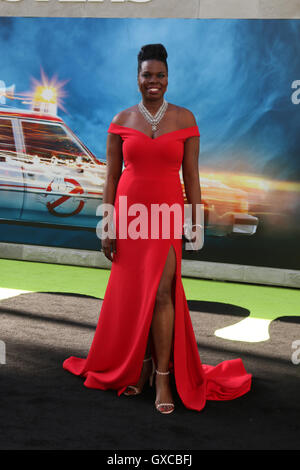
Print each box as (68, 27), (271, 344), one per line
(1, 17), (300, 181)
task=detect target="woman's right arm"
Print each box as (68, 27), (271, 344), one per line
(101, 130), (123, 261)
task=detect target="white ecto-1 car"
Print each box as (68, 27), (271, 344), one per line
(0, 107), (107, 227)
(0, 106), (258, 236)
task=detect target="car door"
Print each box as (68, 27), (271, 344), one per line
(0, 116), (25, 220)
(19, 117), (104, 227)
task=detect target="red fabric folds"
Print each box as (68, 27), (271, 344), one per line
(63, 123), (251, 411)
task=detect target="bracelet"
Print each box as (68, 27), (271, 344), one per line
(192, 224), (203, 228)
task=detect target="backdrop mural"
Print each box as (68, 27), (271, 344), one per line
(0, 17), (299, 270)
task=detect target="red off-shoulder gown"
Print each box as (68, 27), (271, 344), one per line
(63, 123), (251, 411)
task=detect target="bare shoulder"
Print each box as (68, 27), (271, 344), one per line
(168, 104), (197, 128)
(178, 106), (197, 128)
(111, 106), (137, 126)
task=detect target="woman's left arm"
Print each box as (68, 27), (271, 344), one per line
(181, 111), (201, 227)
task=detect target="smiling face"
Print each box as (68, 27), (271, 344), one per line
(137, 60), (168, 102)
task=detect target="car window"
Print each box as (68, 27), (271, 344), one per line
(21, 120), (92, 164)
(0, 118), (16, 154)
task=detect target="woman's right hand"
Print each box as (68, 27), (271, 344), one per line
(101, 236), (116, 262)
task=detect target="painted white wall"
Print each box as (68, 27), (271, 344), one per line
(0, 0), (299, 19)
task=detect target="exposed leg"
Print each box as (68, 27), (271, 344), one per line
(124, 244), (176, 401)
(123, 318), (154, 396)
(123, 337), (153, 395)
(151, 244), (176, 412)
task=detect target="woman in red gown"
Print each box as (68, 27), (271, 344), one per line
(63, 44), (251, 414)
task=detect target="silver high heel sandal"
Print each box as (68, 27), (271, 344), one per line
(124, 356), (155, 396)
(155, 369), (175, 415)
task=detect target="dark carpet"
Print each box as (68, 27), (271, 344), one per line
(0, 291), (299, 450)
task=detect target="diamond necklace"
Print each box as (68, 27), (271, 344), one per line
(138, 99), (168, 134)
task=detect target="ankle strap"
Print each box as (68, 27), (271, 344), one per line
(143, 356), (152, 362)
(156, 369), (170, 375)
